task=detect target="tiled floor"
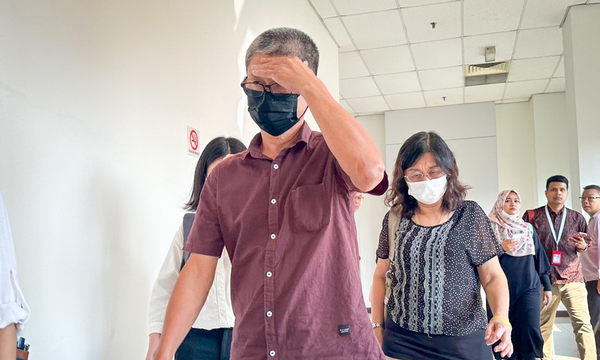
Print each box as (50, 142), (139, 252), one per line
(553, 317), (580, 360)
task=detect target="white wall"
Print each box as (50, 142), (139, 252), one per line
(495, 101), (537, 210)
(0, 1), (338, 358)
(385, 102), (499, 213)
(531, 92), (573, 209)
(355, 115), (388, 307)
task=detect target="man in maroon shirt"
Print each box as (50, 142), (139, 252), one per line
(153, 28), (387, 360)
(523, 175), (595, 360)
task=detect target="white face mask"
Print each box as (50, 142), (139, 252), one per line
(407, 175), (448, 205)
(501, 210), (520, 220)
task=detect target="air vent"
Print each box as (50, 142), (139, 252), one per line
(464, 60), (511, 87)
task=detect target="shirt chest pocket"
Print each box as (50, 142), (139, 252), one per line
(291, 183), (331, 233)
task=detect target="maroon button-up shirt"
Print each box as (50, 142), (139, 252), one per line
(523, 206), (588, 284)
(185, 123), (387, 360)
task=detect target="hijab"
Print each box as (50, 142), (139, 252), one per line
(488, 189), (535, 257)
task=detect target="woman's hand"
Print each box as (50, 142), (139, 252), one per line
(374, 327), (383, 346)
(501, 239), (516, 252)
(543, 291), (552, 306)
(485, 317), (513, 358)
(145, 333), (161, 360)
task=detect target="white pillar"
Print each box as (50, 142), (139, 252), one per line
(563, 4), (600, 212)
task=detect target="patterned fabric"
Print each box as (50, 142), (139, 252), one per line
(377, 200), (503, 336)
(523, 206), (588, 284)
(488, 189), (535, 257)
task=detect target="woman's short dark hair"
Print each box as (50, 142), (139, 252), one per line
(184, 137), (246, 211)
(385, 131), (469, 219)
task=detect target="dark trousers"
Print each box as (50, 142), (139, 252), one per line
(586, 280), (600, 360)
(175, 327), (233, 360)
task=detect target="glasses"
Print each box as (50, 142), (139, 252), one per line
(240, 77), (292, 97)
(580, 196), (600, 202)
(404, 168), (445, 183)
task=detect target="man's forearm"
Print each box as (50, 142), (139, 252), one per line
(301, 79), (384, 192)
(371, 277), (386, 324)
(154, 254), (218, 359)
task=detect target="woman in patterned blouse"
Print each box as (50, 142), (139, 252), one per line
(371, 131), (513, 360)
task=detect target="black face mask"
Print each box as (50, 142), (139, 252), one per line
(247, 91), (303, 137)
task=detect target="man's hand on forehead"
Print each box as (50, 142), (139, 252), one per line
(250, 55), (315, 96)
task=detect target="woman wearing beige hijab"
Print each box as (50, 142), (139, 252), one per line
(488, 189), (552, 360)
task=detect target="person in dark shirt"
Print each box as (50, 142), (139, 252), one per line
(522, 175), (596, 360)
(488, 189), (551, 360)
(153, 27), (387, 360)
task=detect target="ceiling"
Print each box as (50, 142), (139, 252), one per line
(308, 0), (598, 116)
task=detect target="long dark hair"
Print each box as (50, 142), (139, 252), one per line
(184, 137), (246, 211)
(385, 131), (469, 219)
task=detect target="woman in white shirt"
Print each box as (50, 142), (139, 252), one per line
(145, 137), (246, 360)
(0, 191), (30, 360)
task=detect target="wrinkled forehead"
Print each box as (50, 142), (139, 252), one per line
(583, 189), (600, 196)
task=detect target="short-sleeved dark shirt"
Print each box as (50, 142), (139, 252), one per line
(523, 206), (588, 284)
(377, 200), (503, 337)
(185, 123), (387, 360)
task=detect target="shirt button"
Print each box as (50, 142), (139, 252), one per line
(270, 234), (276, 239)
(266, 271), (273, 277)
(266, 311), (273, 317)
(271, 199), (276, 204)
(269, 350), (276, 357)
(273, 164), (279, 170)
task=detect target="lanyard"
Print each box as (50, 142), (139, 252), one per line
(545, 206), (567, 247)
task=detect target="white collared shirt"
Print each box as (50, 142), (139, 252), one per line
(148, 224), (235, 333)
(0, 192), (30, 338)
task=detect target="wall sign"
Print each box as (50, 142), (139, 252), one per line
(187, 126), (200, 157)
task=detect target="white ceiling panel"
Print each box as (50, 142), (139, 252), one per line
(424, 87), (464, 106)
(342, 10), (407, 49)
(507, 56), (560, 81)
(374, 72), (422, 94)
(398, 0), (458, 7)
(504, 79), (549, 99)
(411, 38), (462, 70)
(339, 51), (370, 79)
(463, 31), (517, 64)
(360, 46), (415, 75)
(464, 83), (506, 103)
(339, 77), (381, 98)
(345, 96), (390, 113)
(331, 0), (398, 16)
(514, 27), (563, 59)
(323, 18), (355, 52)
(401, 2), (462, 43)
(589, 0), (600, 3)
(385, 92), (427, 110)
(553, 57), (565, 77)
(464, 0), (525, 36)
(520, 0), (585, 29)
(419, 66), (463, 90)
(340, 99), (355, 113)
(546, 77), (566, 93)
(309, 0), (338, 18)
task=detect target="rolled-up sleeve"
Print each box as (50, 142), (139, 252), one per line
(183, 166), (224, 257)
(0, 192), (30, 338)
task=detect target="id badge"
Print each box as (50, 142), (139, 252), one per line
(552, 250), (562, 265)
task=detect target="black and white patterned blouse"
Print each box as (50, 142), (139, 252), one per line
(377, 200), (503, 337)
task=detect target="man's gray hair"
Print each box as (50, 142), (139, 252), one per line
(245, 27), (319, 75)
(583, 184), (600, 193)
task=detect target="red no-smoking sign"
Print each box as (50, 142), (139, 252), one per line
(187, 126), (200, 157)
(189, 130), (198, 150)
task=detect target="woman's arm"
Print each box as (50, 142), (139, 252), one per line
(372, 258), (389, 345)
(0, 324), (16, 360)
(478, 256), (513, 358)
(146, 226), (185, 360)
